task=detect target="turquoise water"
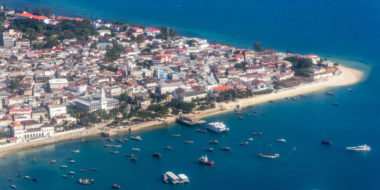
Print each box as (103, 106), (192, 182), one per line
(1, 0), (380, 189)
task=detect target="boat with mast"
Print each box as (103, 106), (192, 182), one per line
(258, 144), (280, 159)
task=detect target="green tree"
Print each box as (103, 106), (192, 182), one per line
(253, 41), (262, 52)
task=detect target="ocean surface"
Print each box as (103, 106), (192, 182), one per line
(0, 0), (379, 189)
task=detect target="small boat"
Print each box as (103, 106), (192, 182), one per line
(130, 157), (138, 162)
(261, 113), (267, 116)
(106, 138), (113, 142)
(199, 155), (214, 166)
(15, 174), (21, 178)
(346, 144), (371, 151)
(321, 140), (333, 145)
(131, 147), (141, 152)
(68, 171), (75, 175)
(125, 154), (135, 157)
(326, 91), (335, 95)
(252, 114), (257, 117)
(61, 165), (68, 169)
(131, 136), (142, 141)
(11, 185), (16, 189)
(33, 158), (37, 163)
(238, 117), (244, 120)
(171, 134), (181, 137)
(269, 100), (275, 103)
(32, 178), (39, 182)
(62, 175), (67, 178)
(110, 151), (119, 154)
(184, 141), (194, 144)
(90, 168), (99, 171)
(248, 138), (254, 141)
(258, 153), (280, 159)
(49, 160), (56, 164)
(332, 102), (339, 106)
(240, 142), (249, 146)
(69, 160), (76, 164)
(165, 146), (174, 150)
(66, 157), (73, 160)
(7, 178), (12, 182)
(196, 129), (207, 133)
(78, 169), (87, 172)
(277, 138), (286, 143)
(205, 148), (214, 152)
(258, 144), (280, 159)
(252, 132), (263, 135)
(112, 184), (121, 189)
(71, 150), (80, 153)
(152, 152), (162, 158)
(24, 176), (31, 180)
(117, 138), (128, 143)
(347, 88), (353, 92)
(221, 147), (230, 151)
(78, 178), (94, 185)
(208, 140), (219, 144)
(300, 94), (307, 98)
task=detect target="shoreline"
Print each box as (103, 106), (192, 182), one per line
(0, 64), (364, 158)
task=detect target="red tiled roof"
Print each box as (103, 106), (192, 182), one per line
(18, 12), (47, 20)
(213, 86), (232, 91)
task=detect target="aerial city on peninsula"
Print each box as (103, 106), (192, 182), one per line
(0, 2), (374, 190)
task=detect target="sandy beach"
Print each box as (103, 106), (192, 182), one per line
(0, 65), (364, 158)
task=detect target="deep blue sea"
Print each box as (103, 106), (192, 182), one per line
(0, 0), (379, 189)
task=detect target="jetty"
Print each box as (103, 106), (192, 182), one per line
(176, 116), (206, 126)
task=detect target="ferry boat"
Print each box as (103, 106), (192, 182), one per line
(277, 138), (286, 142)
(162, 171), (190, 184)
(199, 155), (214, 166)
(346, 144), (371, 151)
(112, 184), (121, 189)
(78, 178), (94, 185)
(71, 149), (80, 153)
(131, 136), (142, 141)
(207, 122), (229, 133)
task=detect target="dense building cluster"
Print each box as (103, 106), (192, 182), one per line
(0, 7), (339, 144)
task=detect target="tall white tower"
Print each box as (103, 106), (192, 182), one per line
(101, 88), (107, 110)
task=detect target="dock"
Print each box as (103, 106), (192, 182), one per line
(176, 116), (206, 126)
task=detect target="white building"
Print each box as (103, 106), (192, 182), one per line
(49, 78), (68, 89)
(48, 104), (67, 117)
